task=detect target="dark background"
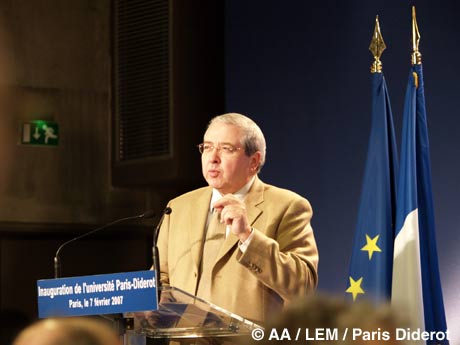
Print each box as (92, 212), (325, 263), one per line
(225, 0), (459, 336)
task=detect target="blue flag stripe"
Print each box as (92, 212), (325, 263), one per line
(413, 64), (448, 343)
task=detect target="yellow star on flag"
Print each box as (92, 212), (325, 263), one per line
(346, 276), (365, 301)
(361, 234), (382, 260)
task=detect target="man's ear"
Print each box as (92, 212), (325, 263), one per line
(250, 151), (262, 172)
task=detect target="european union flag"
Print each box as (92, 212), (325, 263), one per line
(392, 64), (449, 344)
(346, 70), (398, 303)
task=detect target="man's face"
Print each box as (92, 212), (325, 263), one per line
(201, 122), (260, 195)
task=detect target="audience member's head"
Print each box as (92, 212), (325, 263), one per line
(13, 317), (121, 345)
(250, 294), (406, 345)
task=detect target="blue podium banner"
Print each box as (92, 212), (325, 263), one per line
(37, 270), (158, 318)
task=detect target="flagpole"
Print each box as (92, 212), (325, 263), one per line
(411, 6), (421, 90)
(411, 6), (422, 66)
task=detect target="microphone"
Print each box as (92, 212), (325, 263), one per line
(152, 206), (172, 301)
(54, 210), (155, 278)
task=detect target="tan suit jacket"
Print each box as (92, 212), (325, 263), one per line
(157, 176), (318, 324)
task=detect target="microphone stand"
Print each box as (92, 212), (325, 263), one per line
(152, 207), (172, 303)
(54, 210), (155, 278)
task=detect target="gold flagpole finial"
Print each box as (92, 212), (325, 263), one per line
(411, 6), (422, 65)
(369, 15), (386, 73)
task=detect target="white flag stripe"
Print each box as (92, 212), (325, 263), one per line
(392, 209), (425, 337)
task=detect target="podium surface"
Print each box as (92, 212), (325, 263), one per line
(132, 286), (261, 343)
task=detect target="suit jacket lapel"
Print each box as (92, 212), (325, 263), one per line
(245, 176), (265, 224)
(189, 187), (213, 272)
(214, 176), (265, 264)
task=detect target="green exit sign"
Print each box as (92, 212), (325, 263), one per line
(21, 121), (59, 146)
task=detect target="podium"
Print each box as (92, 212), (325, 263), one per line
(126, 285), (260, 345)
(37, 271), (261, 345)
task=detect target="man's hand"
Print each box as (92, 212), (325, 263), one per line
(212, 195), (252, 242)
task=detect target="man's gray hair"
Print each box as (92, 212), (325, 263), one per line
(207, 113), (266, 172)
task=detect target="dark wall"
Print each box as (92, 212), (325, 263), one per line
(0, 1), (155, 337)
(0, 223), (152, 320)
(0, 0), (149, 224)
(225, 0), (460, 336)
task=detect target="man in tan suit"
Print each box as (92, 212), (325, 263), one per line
(158, 113), (318, 324)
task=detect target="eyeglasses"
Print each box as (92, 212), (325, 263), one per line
(197, 143), (242, 155)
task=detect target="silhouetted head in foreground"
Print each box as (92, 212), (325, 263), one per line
(13, 317), (121, 345)
(249, 294), (407, 345)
